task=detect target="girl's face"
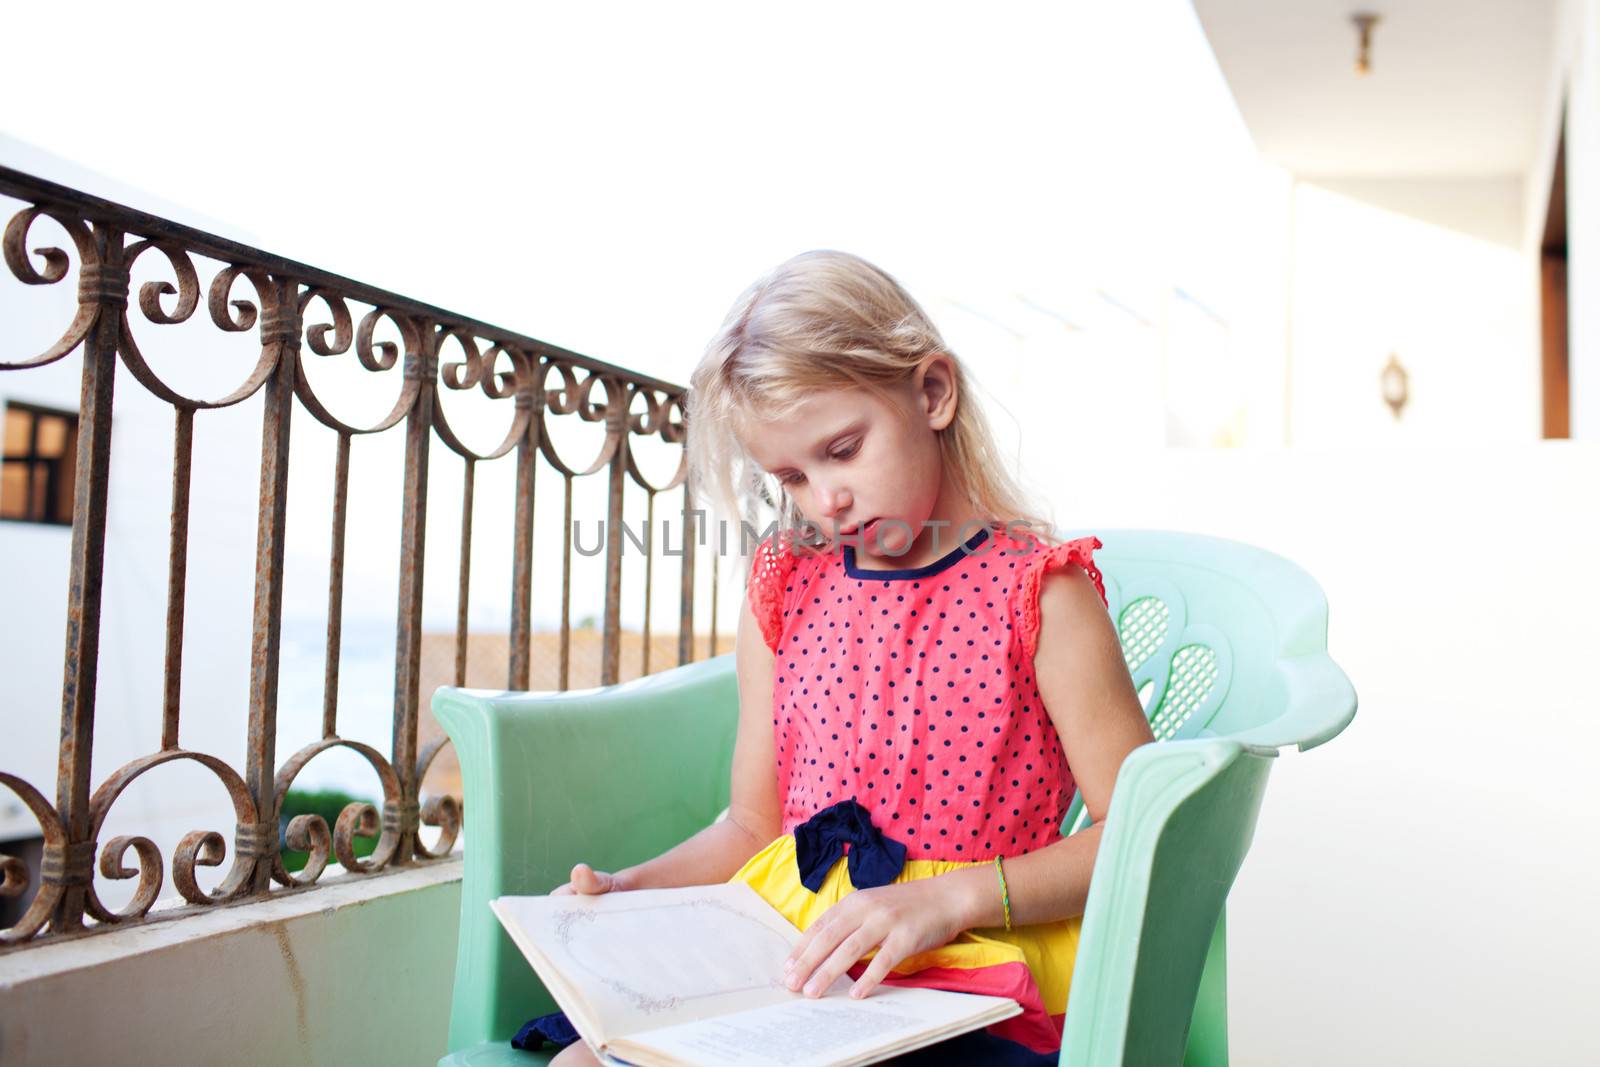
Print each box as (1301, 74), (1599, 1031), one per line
(741, 357), (977, 568)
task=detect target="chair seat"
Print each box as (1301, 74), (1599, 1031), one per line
(438, 1040), (555, 1067)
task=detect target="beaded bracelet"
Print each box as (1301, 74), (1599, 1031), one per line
(994, 855), (1012, 932)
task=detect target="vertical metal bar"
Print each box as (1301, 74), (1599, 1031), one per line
(559, 475), (573, 691)
(641, 491), (655, 677)
(161, 406), (194, 750)
(507, 385), (538, 690)
(391, 320), (437, 865)
(244, 276), (298, 894)
(322, 431), (351, 739)
(709, 542), (720, 658)
(600, 399), (626, 687)
(50, 229), (124, 933)
(677, 483), (695, 667)
(454, 459), (474, 688)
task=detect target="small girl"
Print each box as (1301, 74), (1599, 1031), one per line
(544, 250), (1153, 1065)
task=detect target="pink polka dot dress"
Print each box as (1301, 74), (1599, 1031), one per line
(727, 520), (1107, 1054)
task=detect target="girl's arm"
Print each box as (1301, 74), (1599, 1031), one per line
(939, 563), (1154, 929)
(600, 593), (785, 891)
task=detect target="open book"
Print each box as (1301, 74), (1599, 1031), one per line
(491, 884), (1021, 1067)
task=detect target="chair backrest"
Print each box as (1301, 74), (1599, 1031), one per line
(1055, 528), (1357, 1064)
(1088, 527), (1354, 749)
(1062, 528), (1356, 835)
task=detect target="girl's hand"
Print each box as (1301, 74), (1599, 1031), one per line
(781, 877), (970, 1000)
(550, 862), (625, 896)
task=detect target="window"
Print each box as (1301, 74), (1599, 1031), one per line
(1, 402), (78, 525)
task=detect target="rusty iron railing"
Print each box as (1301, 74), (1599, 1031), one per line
(0, 166), (709, 946)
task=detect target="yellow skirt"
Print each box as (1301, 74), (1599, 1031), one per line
(729, 834), (1081, 1054)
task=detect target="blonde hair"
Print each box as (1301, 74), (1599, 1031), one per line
(685, 250), (1058, 560)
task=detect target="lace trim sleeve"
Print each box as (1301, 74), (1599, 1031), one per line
(747, 533), (800, 653)
(1018, 536), (1106, 661)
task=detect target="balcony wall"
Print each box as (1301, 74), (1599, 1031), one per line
(0, 859), (461, 1066)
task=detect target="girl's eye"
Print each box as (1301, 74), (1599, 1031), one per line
(776, 442), (857, 486)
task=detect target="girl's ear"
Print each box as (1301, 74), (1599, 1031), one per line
(917, 354), (959, 431)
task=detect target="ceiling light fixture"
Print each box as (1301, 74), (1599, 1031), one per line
(1351, 12), (1380, 75)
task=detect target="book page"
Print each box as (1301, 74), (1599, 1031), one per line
(612, 986), (1023, 1067)
(492, 884), (852, 1040)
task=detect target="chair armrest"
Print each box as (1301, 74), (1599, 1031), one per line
(1060, 738), (1275, 1066)
(1232, 651), (1359, 753)
(434, 654), (740, 1051)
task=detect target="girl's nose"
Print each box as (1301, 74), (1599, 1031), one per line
(819, 486), (851, 518)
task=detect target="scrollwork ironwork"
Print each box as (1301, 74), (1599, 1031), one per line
(0, 164), (699, 949)
(81, 750), (260, 922)
(625, 386), (689, 494)
(2, 206), (101, 369)
(413, 736), (463, 860)
(269, 738), (402, 888)
(0, 772), (67, 944)
(431, 332), (534, 462)
(117, 252), (281, 409)
(292, 302), (422, 435)
(97, 835), (163, 918)
(536, 361), (627, 477)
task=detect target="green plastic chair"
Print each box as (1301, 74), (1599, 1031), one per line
(432, 529), (1357, 1066)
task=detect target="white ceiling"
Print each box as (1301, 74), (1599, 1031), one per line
(1191, 0), (1559, 176)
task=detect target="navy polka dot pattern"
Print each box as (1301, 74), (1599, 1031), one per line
(747, 523), (1108, 863)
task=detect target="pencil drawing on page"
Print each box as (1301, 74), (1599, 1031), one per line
(551, 895), (793, 1015)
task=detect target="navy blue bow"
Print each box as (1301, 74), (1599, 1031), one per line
(794, 798), (907, 892)
(511, 1011), (579, 1052)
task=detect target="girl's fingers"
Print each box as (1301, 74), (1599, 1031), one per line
(848, 942), (901, 999)
(783, 912), (841, 990)
(570, 863), (614, 894)
(798, 926), (878, 998)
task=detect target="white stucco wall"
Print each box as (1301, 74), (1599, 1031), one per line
(1282, 176), (1536, 447)
(1064, 441), (1600, 1066)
